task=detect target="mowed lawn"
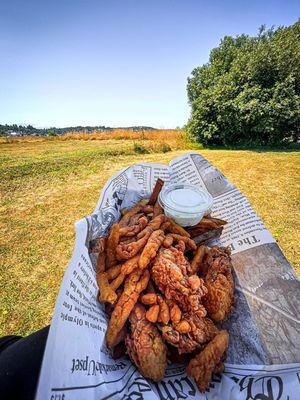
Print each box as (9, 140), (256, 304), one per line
(0, 137), (299, 336)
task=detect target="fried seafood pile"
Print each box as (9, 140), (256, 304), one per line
(93, 179), (235, 392)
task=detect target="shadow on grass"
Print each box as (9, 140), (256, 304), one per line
(201, 143), (300, 153)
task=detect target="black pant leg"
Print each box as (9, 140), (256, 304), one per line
(0, 326), (49, 400)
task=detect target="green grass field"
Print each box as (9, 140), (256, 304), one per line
(0, 136), (299, 336)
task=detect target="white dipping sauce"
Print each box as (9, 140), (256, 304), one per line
(159, 184), (213, 227)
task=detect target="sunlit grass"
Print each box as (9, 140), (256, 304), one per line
(0, 134), (299, 336)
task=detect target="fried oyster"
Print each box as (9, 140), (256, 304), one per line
(151, 246), (208, 318)
(187, 330), (229, 392)
(201, 246), (235, 322)
(126, 303), (167, 381)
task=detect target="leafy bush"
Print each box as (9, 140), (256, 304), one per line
(133, 142), (150, 154)
(187, 22), (300, 146)
(160, 142), (172, 153)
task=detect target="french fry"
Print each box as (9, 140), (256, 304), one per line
(186, 217), (227, 236)
(97, 272), (118, 304)
(127, 212), (144, 226)
(110, 257), (141, 290)
(121, 255), (140, 274)
(190, 227), (224, 242)
(137, 215), (167, 239)
(97, 247), (123, 303)
(161, 221), (171, 231)
(166, 217), (190, 238)
(110, 272), (126, 291)
(106, 256), (140, 293)
(138, 229), (165, 269)
(106, 269), (150, 348)
(119, 205), (141, 227)
(148, 178), (164, 205)
(116, 231), (151, 260)
(96, 246), (118, 303)
(153, 200), (163, 218)
(189, 245), (206, 275)
(106, 264), (122, 280)
(106, 223), (120, 269)
(175, 240), (186, 253)
(119, 216), (148, 237)
(163, 234), (174, 248)
(119, 203), (153, 228)
(199, 217), (225, 228)
(167, 234), (197, 250)
(119, 236), (137, 244)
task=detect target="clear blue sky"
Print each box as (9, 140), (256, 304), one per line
(0, 0), (299, 128)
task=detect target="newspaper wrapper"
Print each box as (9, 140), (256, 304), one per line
(35, 152), (300, 400)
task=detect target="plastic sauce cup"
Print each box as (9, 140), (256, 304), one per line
(159, 183), (213, 227)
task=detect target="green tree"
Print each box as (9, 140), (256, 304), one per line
(187, 22), (300, 146)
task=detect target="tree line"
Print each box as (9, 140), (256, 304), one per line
(0, 125), (155, 137)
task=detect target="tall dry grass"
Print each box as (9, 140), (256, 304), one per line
(0, 129), (193, 152)
(0, 129), (183, 142)
(62, 128), (183, 141)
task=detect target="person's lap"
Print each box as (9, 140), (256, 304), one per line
(0, 326), (49, 400)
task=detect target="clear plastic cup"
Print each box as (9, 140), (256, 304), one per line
(159, 183), (213, 227)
